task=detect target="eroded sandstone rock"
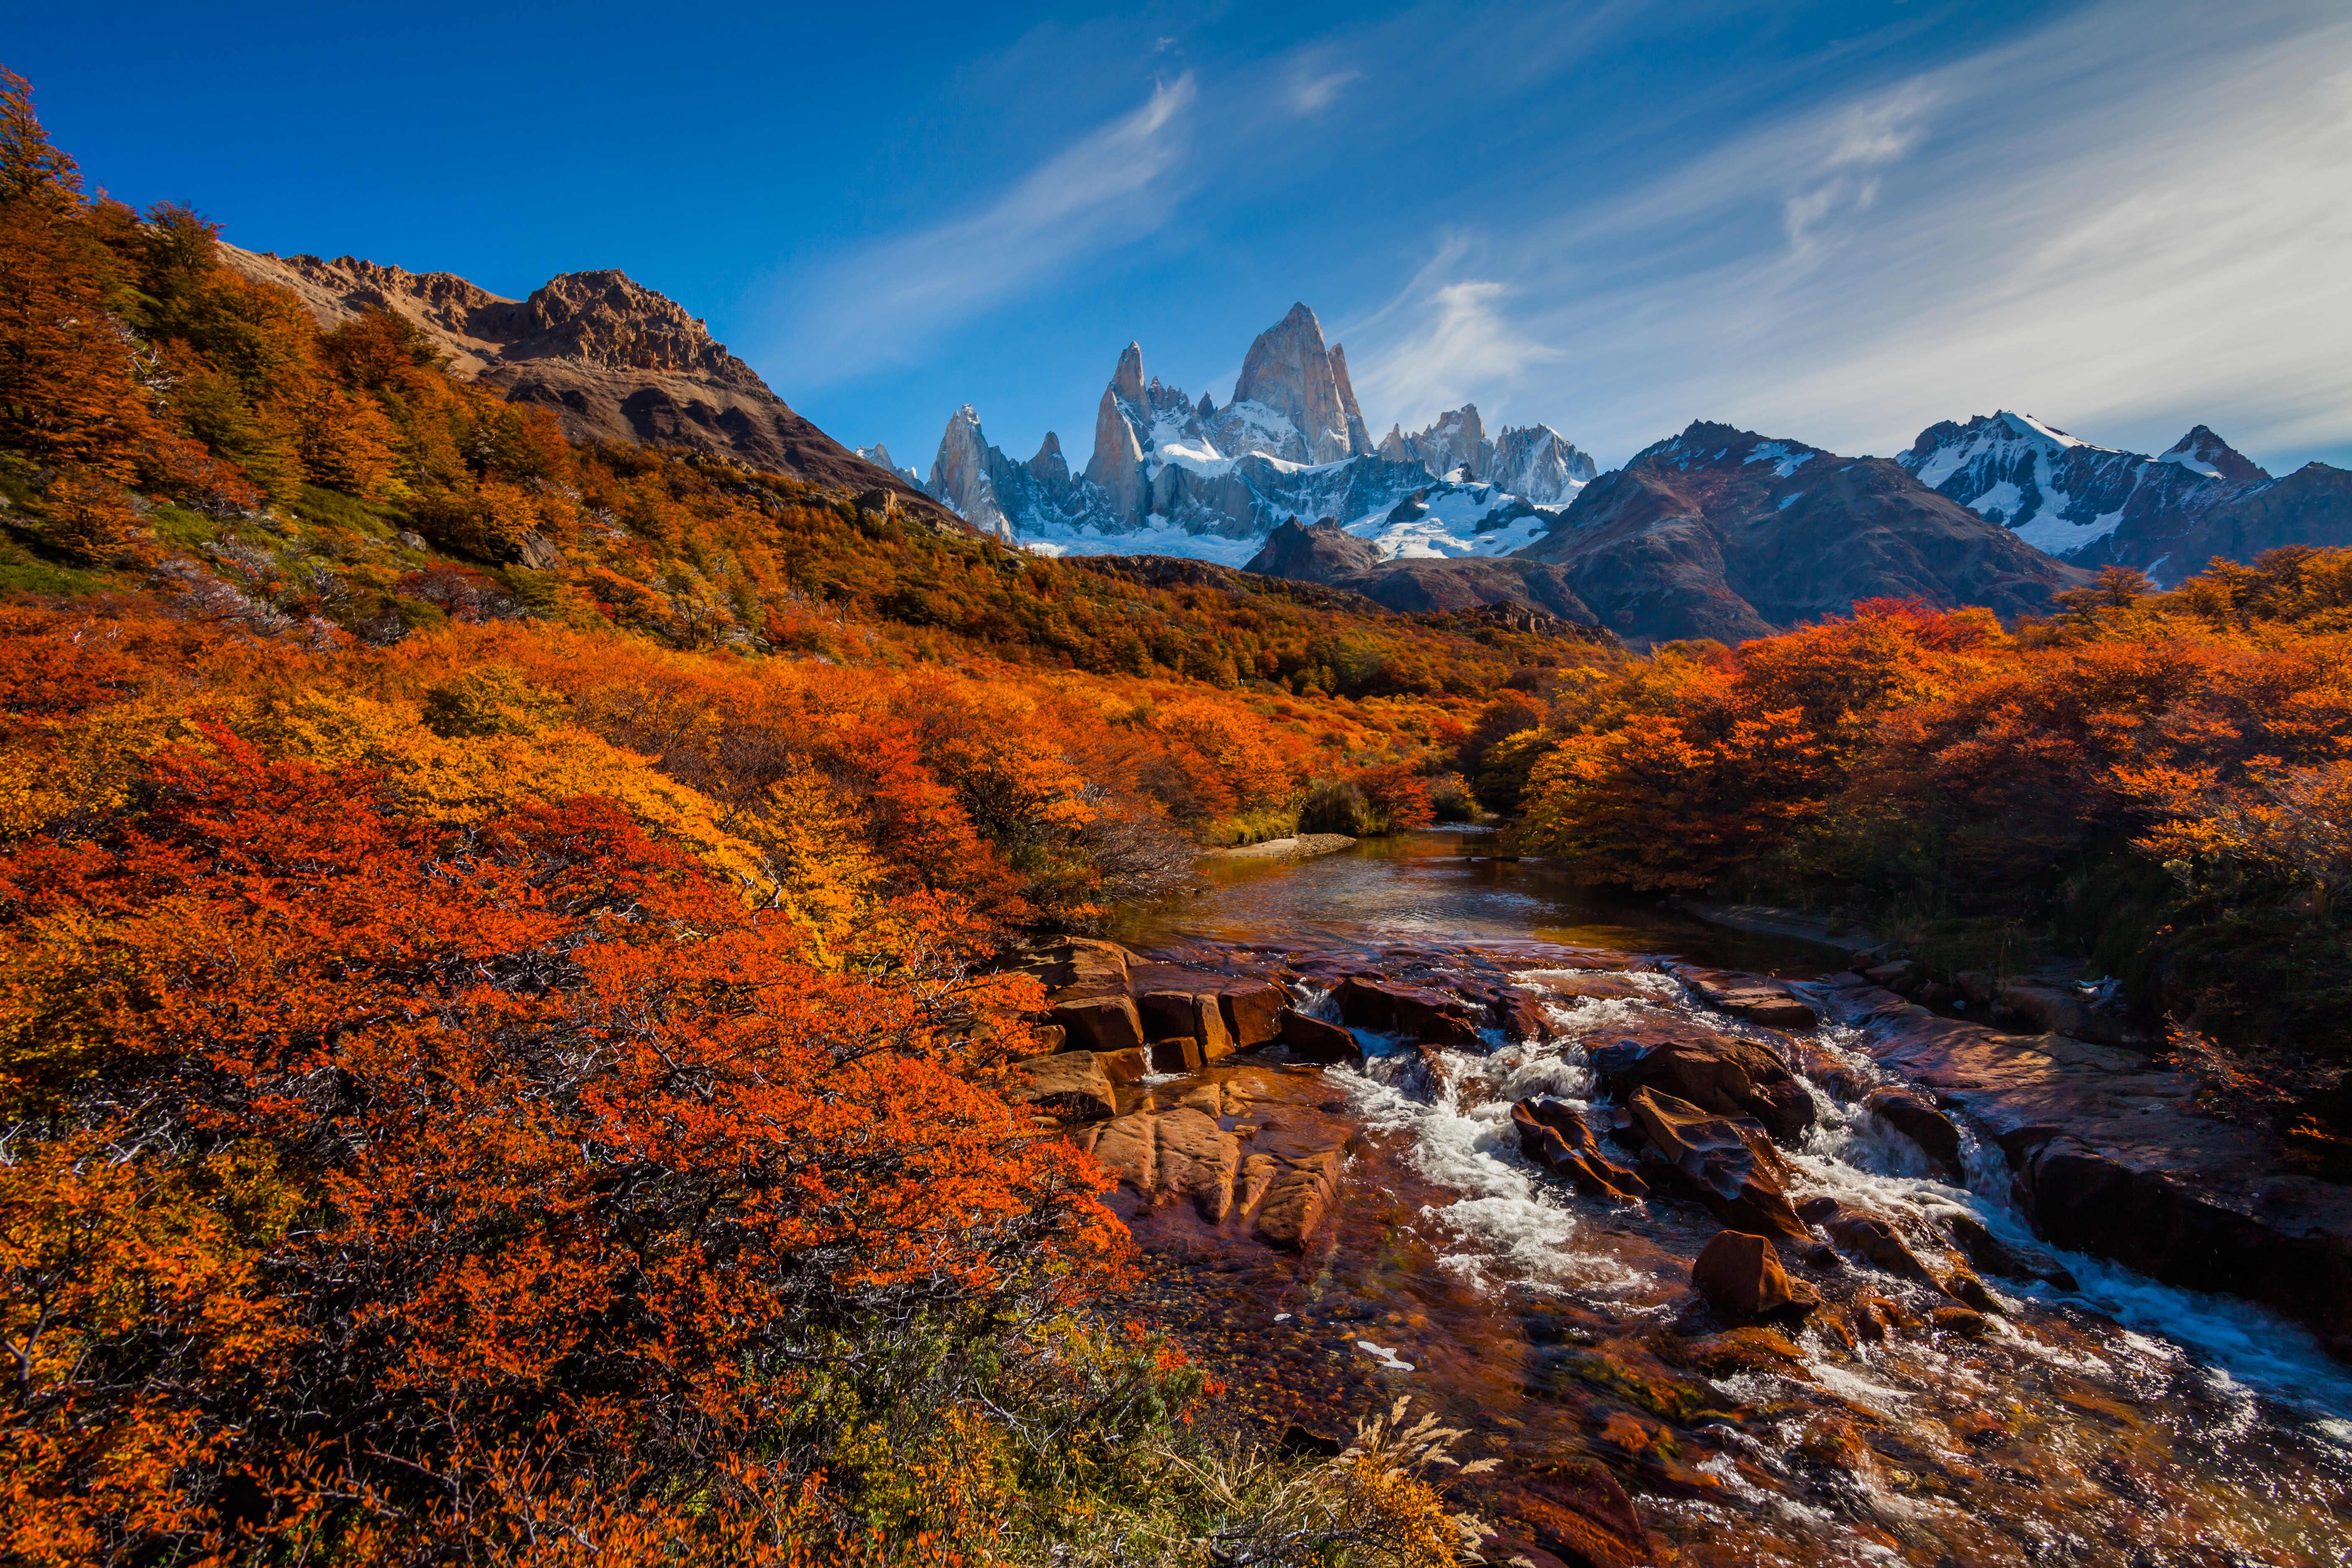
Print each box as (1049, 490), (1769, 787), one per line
(1692, 1229), (1815, 1317)
(1253, 1149), (1344, 1251)
(1672, 967), (1819, 1029)
(1589, 1026), (1816, 1143)
(1280, 1011), (1361, 1064)
(1865, 1088), (1964, 1181)
(1220, 982), (1289, 1049)
(1814, 973), (2352, 1349)
(1008, 1052), (1114, 1121)
(1625, 1087), (1810, 1241)
(1053, 993), (1145, 1053)
(1336, 977), (1480, 1045)
(1511, 1099), (1649, 1198)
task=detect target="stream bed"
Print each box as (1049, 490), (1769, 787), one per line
(1099, 831), (2352, 1565)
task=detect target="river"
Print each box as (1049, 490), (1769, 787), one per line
(1103, 830), (2352, 1565)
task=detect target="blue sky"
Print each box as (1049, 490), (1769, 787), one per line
(12, 0), (2350, 480)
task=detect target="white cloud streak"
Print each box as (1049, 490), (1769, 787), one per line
(782, 73), (1199, 373)
(1352, 0), (2352, 469)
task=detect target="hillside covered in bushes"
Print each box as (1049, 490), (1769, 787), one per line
(0, 67), (1558, 1564)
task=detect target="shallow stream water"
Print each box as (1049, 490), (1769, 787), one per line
(1104, 831), (2352, 1565)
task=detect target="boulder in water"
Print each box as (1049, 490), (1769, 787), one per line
(1625, 1086), (1811, 1240)
(1280, 1011), (1361, 1063)
(1511, 1099), (1650, 1198)
(1866, 1088), (1964, 1180)
(1819, 1206), (1952, 1293)
(1692, 1229), (1816, 1316)
(1253, 1149), (1344, 1250)
(1591, 1027), (1816, 1143)
(1335, 976), (1482, 1044)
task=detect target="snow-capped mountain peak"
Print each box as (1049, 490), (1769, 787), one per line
(919, 304), (1597, 565)
(1901, 411), (2273, 576)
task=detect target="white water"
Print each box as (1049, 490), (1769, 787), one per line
(1315, 968), (2352, 1436)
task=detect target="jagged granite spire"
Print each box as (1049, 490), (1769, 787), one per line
(1228, 302), (1364, 465)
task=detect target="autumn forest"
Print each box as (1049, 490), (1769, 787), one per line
(5, 62), (2351, 1565)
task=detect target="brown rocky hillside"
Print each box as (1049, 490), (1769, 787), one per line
(221, 246), (954, 524)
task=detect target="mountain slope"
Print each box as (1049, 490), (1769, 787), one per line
(220, 246), (951, 524)
(1900, 411), (2352, 584)
(1514, 421), (2091, 643)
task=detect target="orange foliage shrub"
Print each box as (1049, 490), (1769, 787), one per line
(0, 728), (1121, 1562)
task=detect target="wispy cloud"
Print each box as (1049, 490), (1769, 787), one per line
(1349, 241), (1563, 431)
(1288, 65), (1360, 115)
(1357, 0), (2352, 468)
(779, 73), (1199, 375)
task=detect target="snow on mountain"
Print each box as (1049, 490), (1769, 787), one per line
(854, 442), (921, 485)
(1897, 411), (2273, 570)
(924, 302), (1595, 563)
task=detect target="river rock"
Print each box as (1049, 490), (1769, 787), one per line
(1818, 1207), (1951, 1293)
(1865, 1088), (1964, 1181)
(1942, 1211), (2077, 1291)
(1073, 1107), (1243, 1222)
(1945, 1271), (2003, 1314)
(1194, 993), (1237, 1060)
(1671, 966), (1819, 1028)
(1095, 1047), (1150, 1084)
(1138, 989), (1199, 1039)
(1485, 1458), (1654, 1568)
(1511, 1100), (1650, 1199)
(1815, 974), (2352, 1353)
(1335, 976), (1481, 1044)
(1625, 1087), (1810, 1241)
(1220, 981), (1289, 1048)
(1930, 1306), (1990, 1338)
(1010, 1023), (1065, 1060)
(1053, 993), (1145, 1053)
(1589, 1026), (1816, 1143)
(1003, 936), (1132, 996)
(1008, 1052), (1114, 1120)
(1280, 1011), (1361, 1064)
(1252, 1148), (1344, 1250)
(1692, 1229), (1816, 1316)
(1522, 971), (1648, 1001)
(1147, 1037), (1203, 1073)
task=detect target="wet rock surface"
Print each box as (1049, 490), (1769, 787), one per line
(1045, 849), (2352, 1564)
(1811, 972), (2352, 1354)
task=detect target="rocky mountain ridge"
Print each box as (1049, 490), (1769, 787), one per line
(221, 245), (951, 522)
(923, 302), (1590, 565)
(1509, 421), (2093, 644)
(1900, 410), (2350, 584)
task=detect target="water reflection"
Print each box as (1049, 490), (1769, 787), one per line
(1112, 830), (1832, 974)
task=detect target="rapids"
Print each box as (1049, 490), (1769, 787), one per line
(1104, 831), (2352, 1565)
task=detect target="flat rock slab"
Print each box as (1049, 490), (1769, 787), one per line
(1809, 974), (2352, 1354)
(1073, 1059), (1357, 1253)
(1671, 966), (1819, 1029)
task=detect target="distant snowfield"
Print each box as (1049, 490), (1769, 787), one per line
(1340, 485), (1558, 559)
(1012, 465), (1576, 566)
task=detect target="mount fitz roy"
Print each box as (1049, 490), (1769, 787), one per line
(922, 303), (1596, 567)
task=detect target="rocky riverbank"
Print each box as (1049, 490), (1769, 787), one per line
(1002, 926), (2352, 1565)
